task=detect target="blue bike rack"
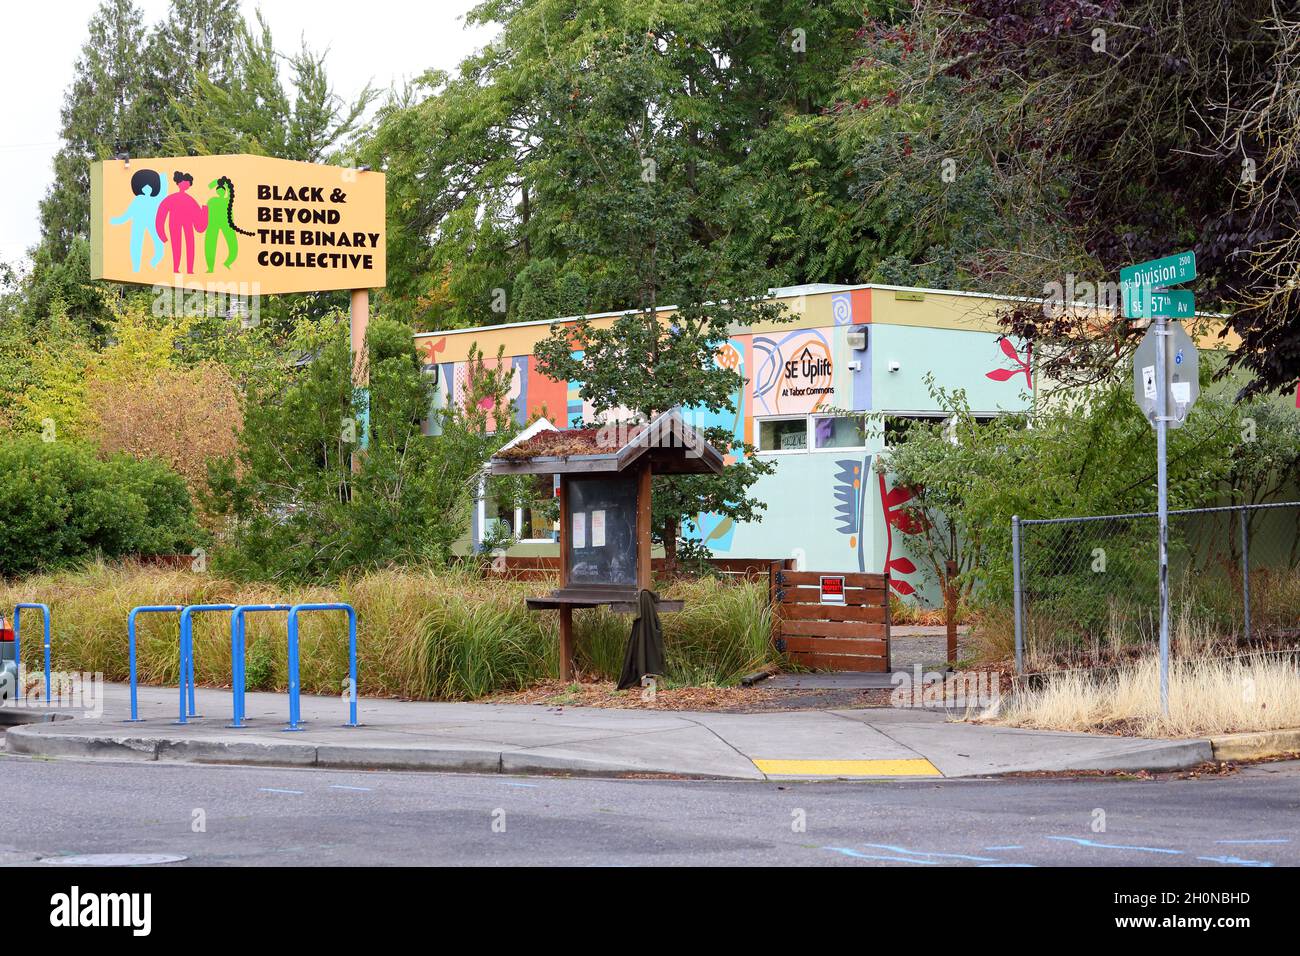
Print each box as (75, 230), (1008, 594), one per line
(286, 603), (359, 730)
(126, 605), (182, 722)
(227, 605), (291, 728)
(13, 604), (51, 703)
(177, 604), (236, 723)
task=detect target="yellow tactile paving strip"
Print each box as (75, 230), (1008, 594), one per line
(753, 758), (942, 777)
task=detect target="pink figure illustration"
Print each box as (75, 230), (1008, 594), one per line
(154, 171), (209, 274)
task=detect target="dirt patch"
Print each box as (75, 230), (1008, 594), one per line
(485, 678), (894, 712)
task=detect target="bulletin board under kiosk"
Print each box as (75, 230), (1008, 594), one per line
(565, 475), (638, 587)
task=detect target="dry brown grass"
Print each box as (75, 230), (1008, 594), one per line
(990, 654), (1300, 737)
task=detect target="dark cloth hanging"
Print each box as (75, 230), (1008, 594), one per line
(617, 589), (665, 690)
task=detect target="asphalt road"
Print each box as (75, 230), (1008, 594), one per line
(2, 748), (1297, 867)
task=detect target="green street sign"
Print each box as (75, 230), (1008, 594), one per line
(1122, 288), (1195, 320)
(1121, 250), (1197, 289)
(1120, 250), (1196, 316)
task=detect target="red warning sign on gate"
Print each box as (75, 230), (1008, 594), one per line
(819, 575), (846, 604)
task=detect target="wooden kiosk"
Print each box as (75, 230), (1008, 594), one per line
(488, 409), (726, 680)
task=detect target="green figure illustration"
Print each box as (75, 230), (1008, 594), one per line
(204, 176), (254, 271)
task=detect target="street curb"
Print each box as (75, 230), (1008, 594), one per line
(1209, 728), (1300, 762)
(3, 725), (757, 780)
(5, 722), (1215, 780)
(1038, 739), (1214, 773)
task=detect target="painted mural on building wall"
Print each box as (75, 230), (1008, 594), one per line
(752, 328), (835, 415)
(986, 337), (1033, 388)
(683, 336), (749, 552)
(832, 455), (870, 572)
(418, 290), (1035, 599)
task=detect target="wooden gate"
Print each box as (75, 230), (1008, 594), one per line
(769, 568), (891, 672)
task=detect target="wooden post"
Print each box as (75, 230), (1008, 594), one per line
(883, 573), (893, 671)
(636, 463), (652, 591)
(558, 605), (574, 683)
(557, 477), (572, 681)
(558, 478), (570, 590)
(349, 288), (370, 474)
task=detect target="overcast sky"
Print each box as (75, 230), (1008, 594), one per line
(0, 0), (497, 266)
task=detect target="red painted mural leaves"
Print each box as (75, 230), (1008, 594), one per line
(887, 574), (916, 596)
(986, 337), (1032, 388)
(878, 472), (920, 596)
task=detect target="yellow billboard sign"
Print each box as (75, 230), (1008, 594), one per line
(90, 154), (385, 295)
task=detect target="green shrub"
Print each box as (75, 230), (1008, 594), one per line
(0, 563), (778, 700)
(0, 438), (200, 577)
(244, 636), (278, 691)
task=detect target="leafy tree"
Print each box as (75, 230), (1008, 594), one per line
(139, 0), (243, 126)
(535, 295), (787, 574)
(882, 369), (1274, 619)
(9, 297), (194, 441)
(205, 317), (515, 580)
(38, 0), (153, 260)
(363, 0), (872, 328)
(89, 361), (242, 502)
(845, 1), (1300, 397)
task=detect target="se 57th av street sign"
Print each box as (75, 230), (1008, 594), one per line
(1124, 288), (1195, 320)
(1119, 248), (1197, 718)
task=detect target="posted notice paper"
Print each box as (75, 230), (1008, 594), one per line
(591, 510), (606, 548)
(572, 512), (586, 549)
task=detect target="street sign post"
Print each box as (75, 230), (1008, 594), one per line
(1123, 250), (1196, 715)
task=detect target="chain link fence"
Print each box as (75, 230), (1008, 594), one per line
(1012, 502), (1300, 672)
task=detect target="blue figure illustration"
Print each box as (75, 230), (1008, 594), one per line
(109, 168), (169, 271)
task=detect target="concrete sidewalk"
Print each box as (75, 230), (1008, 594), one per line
(2, 682), (1212, 781)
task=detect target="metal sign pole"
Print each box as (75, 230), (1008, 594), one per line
(350, 288), (370, 476)
(1124, 250), (1195, 718)
(1149, 287), (1171, 715)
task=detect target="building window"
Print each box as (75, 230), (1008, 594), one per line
(757, 414), (869, 453)
(812, 414), (869, 450)
(883, 414), (944, 448)
(757, 416), (809, 452)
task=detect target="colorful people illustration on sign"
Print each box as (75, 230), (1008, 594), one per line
(204, 176), (254, 272)
(108, 168), (169, 271)
(154, 171), (208, 274)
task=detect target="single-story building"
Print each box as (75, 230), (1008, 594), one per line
(413, 282), (1226, 600)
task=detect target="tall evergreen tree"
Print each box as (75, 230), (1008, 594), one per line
(38, 0), (152, 258)
(139, 0), (243, 128)
(166, 12), (376, 162)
